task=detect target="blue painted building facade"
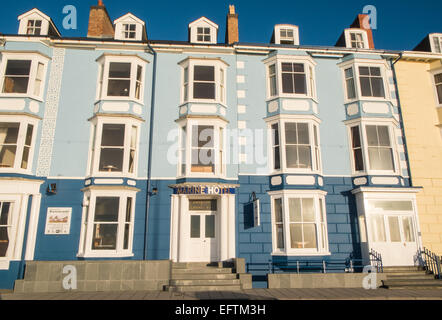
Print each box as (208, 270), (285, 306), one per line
(0, 4), (424, 289)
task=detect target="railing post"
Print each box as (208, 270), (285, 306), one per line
(297, 261), (300, 275)
(323, 260), (326, 274)
(350, 260), (354, 273)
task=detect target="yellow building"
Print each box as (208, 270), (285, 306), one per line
(394, 33), (442, 255)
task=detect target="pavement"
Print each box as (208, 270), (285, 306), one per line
(1, 288), (442, 300)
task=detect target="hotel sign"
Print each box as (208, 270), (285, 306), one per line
(45, 207), (72, 235)
(173, 186), (236, 195)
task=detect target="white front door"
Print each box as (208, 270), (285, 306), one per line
(187, 199), (218, 262)
(368, 202), (419, 266)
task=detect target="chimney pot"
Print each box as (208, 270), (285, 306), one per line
(226, 4), (239, 44)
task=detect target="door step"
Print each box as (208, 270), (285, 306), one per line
(382, 266), (442, 290)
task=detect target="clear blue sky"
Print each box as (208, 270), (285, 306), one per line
(1, 0), (441, 50)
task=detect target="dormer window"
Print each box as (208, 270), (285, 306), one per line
(114, 13), (147, 42)
(189, 17), (218, 44)
(344, 29), (369, 49)
(18, 8), (60, 37)
(197, 27), (211, 42)
(272, 25), (299, 45)
(122, 24), (137, 39)
(431, 34), (442, 53)
(26, 20), (42, 35)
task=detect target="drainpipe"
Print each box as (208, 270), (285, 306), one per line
(390, 52), (414, 187)
(143, 42), (157, 260)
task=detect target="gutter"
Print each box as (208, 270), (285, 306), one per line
(143, 42), (157, 260)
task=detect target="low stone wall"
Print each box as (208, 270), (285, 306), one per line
(268, 273), (387, 289)
(14, 260), (172, 293)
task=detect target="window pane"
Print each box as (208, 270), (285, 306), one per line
(377, 126), (390, 146)
(21, 146), (30, 169)
(101, 124), (125, 146)
(194, 66), (214, 81)
(368, 201), (413, 212)
(288, 198), (302, 222)
(371, 215), (386, 242)
(436, 84), (442, 104)
(0, 146), (17, 168)
(193, 83), (215, 99)
(370, 67), (381, 76)
(351, 126), (361, 148)
(25, 124), (34, 146)
(107, 80), (130, 96)
(276, 225), (284, 249)
(297, 123), (309, 144)
(192, 125), (214, 148)
(109, 62), (131, 78)
(368, 147), (394, 171)
(285, 145), (298, 168)
(366, 126), (378, 146)
(274, 199), (283, 223)
(123, 224), (130, 250)
(5, 60), (31, 76)
(359, 77), (372, 96)
(190, 215), (201, 238)
(371, 77), (385, 97)
(294, 74), (307, 94)
(92, 224), (117, 250)
(402, 217), (415, 242)
(0, 202), (11, 257)
(388, 216), (401, 242)
(205, 215), (215, 238)
(99, 148), (124, 172)
(281, 73), (294, 93)
(354, 149), (364, 171)
(346, 78), (356, 99)
(290, 224), (303, 248)
(285, 123), (298, 144)
(303, 224), (317, 248)
(94, 197), (120, 222)
(271, 123), (279, 146)
(359, 67), (370, 76)
(189, 200), (217, 211)
(274, 146), (280, 170)
(0, 203), (10, 225)
(297, 145), (312, 169)
(125, 198), (132, 222)
(302, 198), (315, 222)
(281, 63), (292, 72)
(0, 123), (19, 144)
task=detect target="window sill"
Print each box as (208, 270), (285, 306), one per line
(0, 168), (33, 175)
(96, 97), (144, 105)
(0, 93), (43, 102)
(0, 259), (10, 270)
(266, 94), (315, 102)
(271, 251), (331, 257)
(77, 252), (134, 259)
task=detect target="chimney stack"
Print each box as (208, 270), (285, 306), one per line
(87, 0), (115, 38)
(225, 5), (239, 44)
(351, 14), (375, 49)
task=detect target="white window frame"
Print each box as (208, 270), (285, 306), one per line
(339, 59), (390, 103)
(87, 115), (141, 178)
(345, 29), (369, 49)
(430, 34), (442, 54)
(177, 117), (227, 179)
(267, 115), (322, 175)
(189, 18), (218, 44)
(273, 25), (300, 45)
(264, 55), (317, 101)
(78, 188), (137, 258)
(114, 14), (145, 41)
(26, 19), (43, 35)
(0, 52), (49, 101)
(430, 68), (442, 107)
(269, 190), (329, 256)
(0, 195), (21, 268)
(0, 115), (39, 174)
(179, 58), (228, 105)
(96, 55), (147, 103)
(346, 118), (400, 176)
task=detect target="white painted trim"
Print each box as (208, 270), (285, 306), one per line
(24, 194), (41, 261)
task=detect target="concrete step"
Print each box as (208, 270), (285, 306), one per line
(172, 267), (233, 275)
(170, 279), (241, 286)
(387, 274), (436, 280)
(383, 279), (442, 290)
(166, 284), (242, 292)
(172, 273), (238, 280)
(172, 262), (228, 269)
(383, 266), (425, 273)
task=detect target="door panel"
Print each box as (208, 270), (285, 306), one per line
(188, 211), (218, 262)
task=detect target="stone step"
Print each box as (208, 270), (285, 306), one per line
(166, 285), (242, 292)
(170, 279), (241, 286)
(172, 267), (233, 275)
(383, 279), (442, 289)
(172, 273), (238, 280)
(382, 266), (425, 273)
(383, 271), (429, 277)
(172, 262), (225, 269)
(386, 274), (436, 280)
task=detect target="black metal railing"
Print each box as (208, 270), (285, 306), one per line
(369, 249), (383, 273)
(420, 248), (441, 279)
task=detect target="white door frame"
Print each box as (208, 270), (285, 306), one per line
(170, 193), (236, 263)
(352, 187), (423, 267)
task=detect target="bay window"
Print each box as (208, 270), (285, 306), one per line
(271, 191), (329, 255)
(0, 201), (12, 258)
(178, 118), (226, 177)
(1, 53), (48, 98)
(269, 118), (322, 173)
(348, 121), (397, 174)
(0, 116), (37, 172)
(180, 58), (227, 104)
(96, 55), (146, 101)
(79, 190), (136, 258)
(341, 61), (388, 101)
(265, 56), (316, 99)
(89, 116), (140, 177)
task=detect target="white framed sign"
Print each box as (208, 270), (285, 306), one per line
(45, 207), (72, 235)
